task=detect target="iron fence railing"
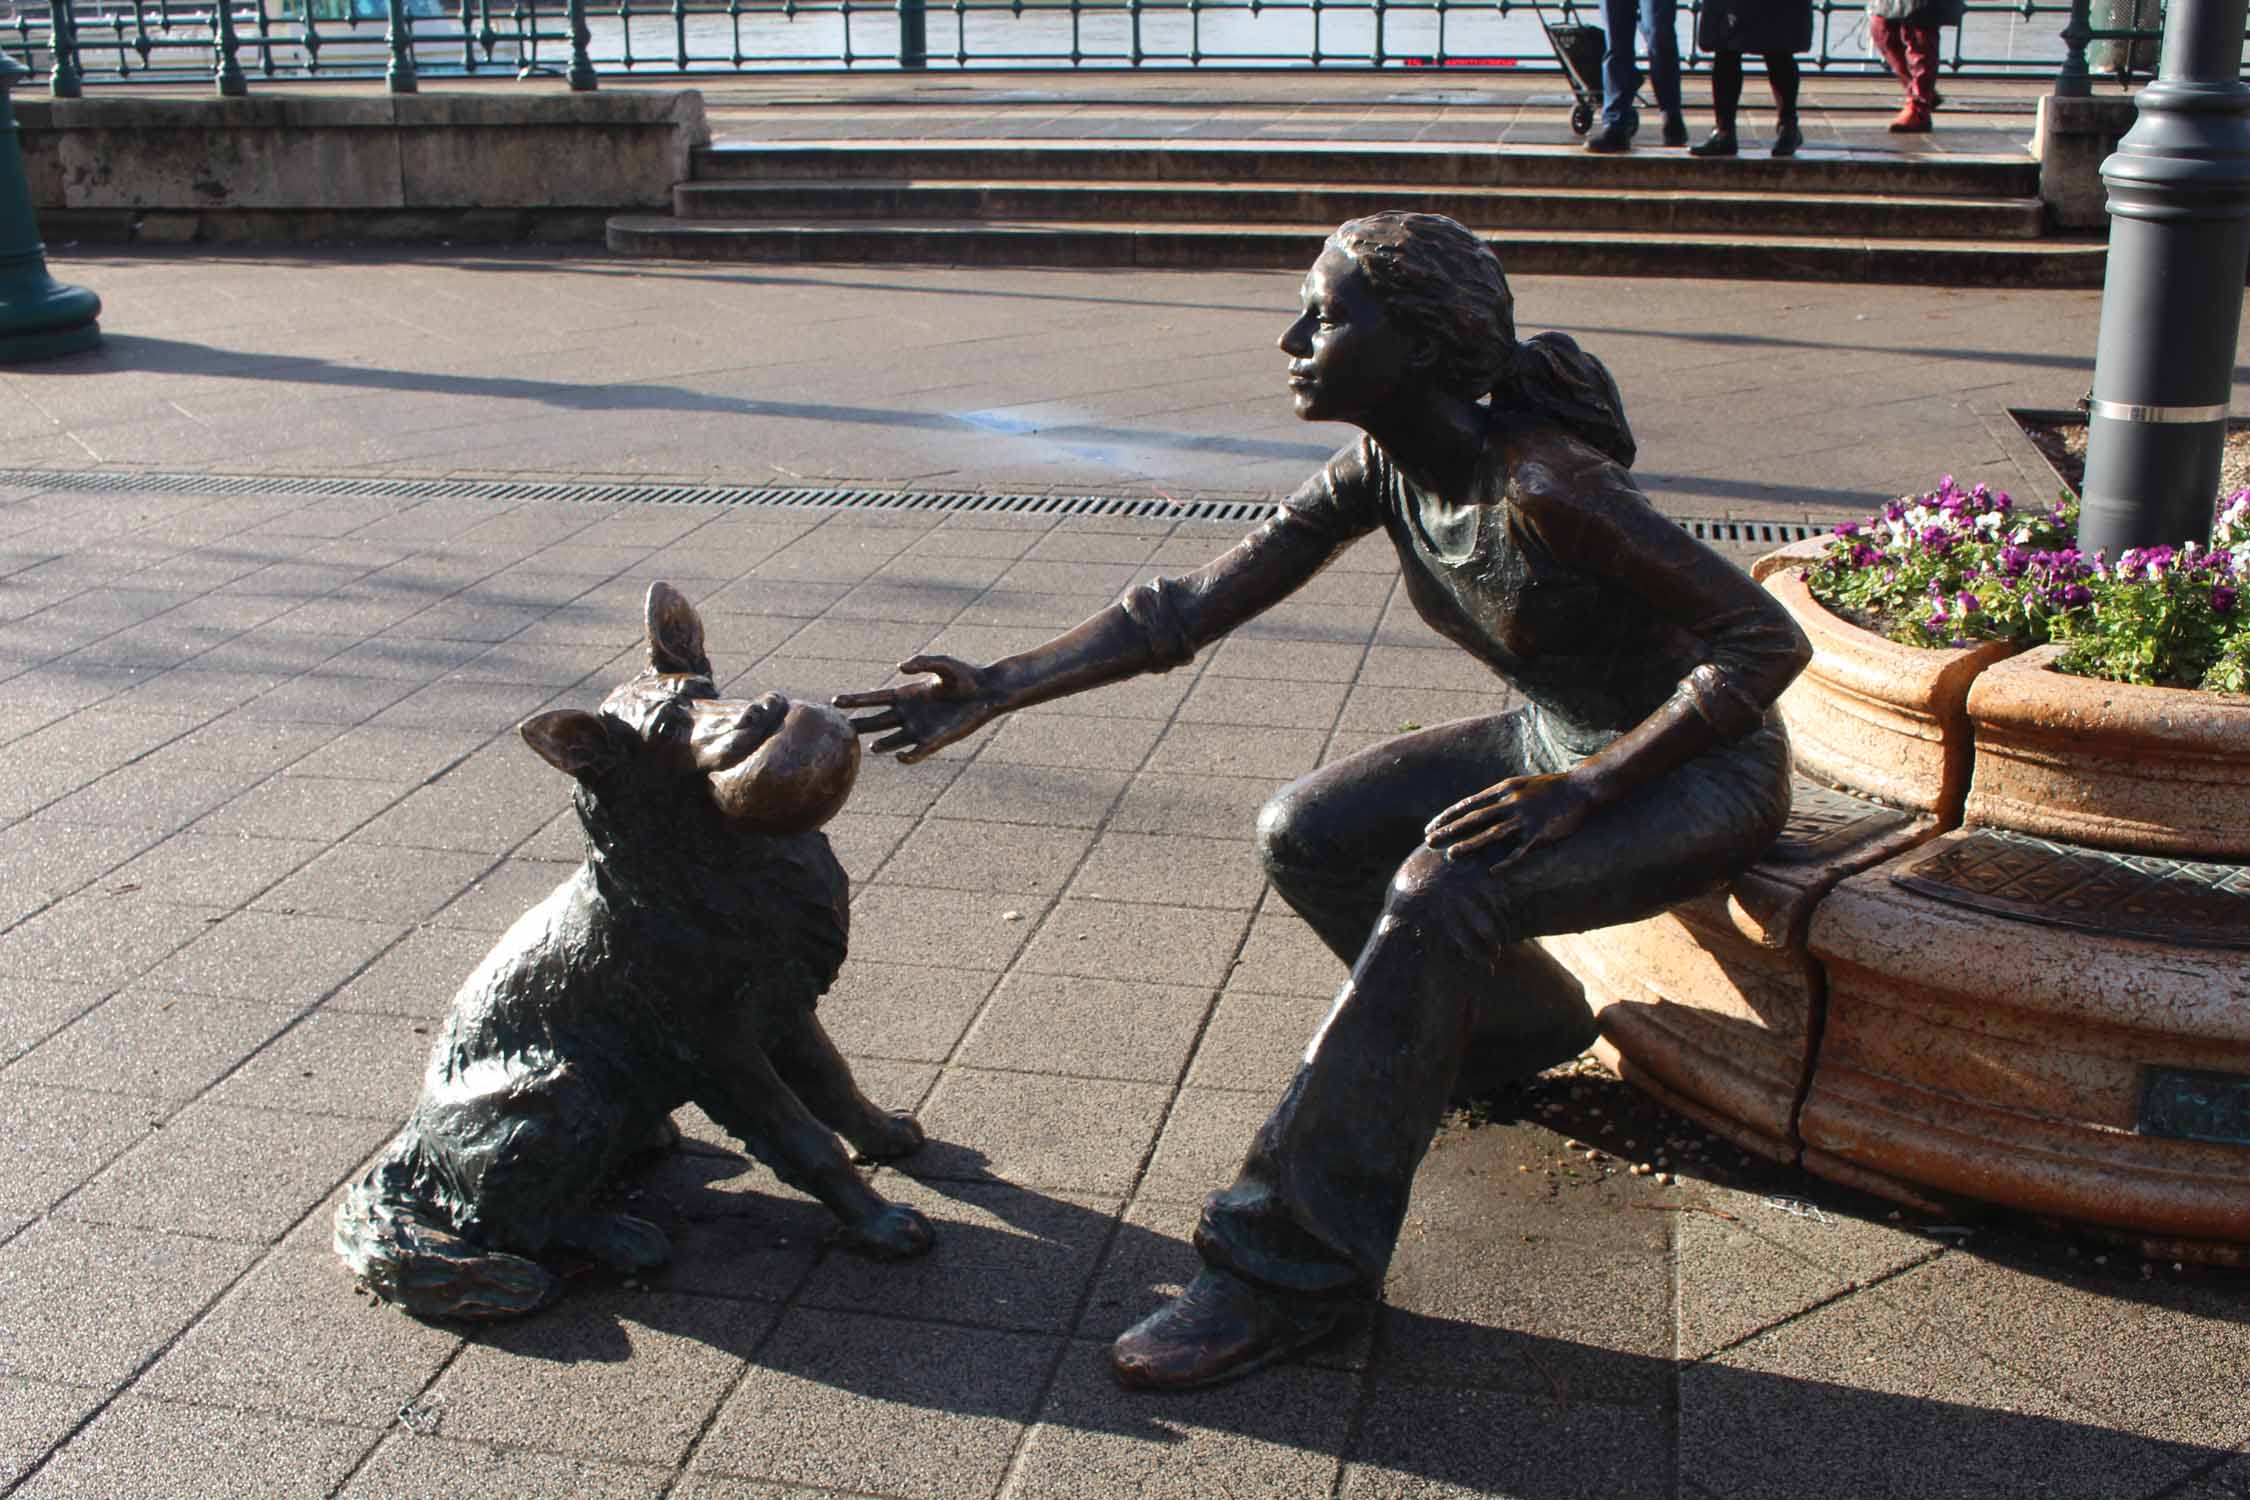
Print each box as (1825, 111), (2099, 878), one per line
(0, 0), (2230, 91)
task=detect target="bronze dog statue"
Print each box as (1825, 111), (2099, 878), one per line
(335, 582), (933, 1319)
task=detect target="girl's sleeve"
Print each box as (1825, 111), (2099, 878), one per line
(1516, 447), (1811, 740)
(1119, 438), (1388, 668)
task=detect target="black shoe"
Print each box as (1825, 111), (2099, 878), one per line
(1584, 119), (1636, 154)
(1687, 129), (1738, 157)
(1111, 1269), (1347, 1390)
(1770, 119), (1803, 157)
(1661, 110), (1689, 147)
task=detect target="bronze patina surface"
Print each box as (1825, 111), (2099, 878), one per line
(334, 582), (933, 1321)
(837, 212), (1811, 1388)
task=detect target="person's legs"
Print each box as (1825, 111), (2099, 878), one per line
(1868, 15), (1911, 91)
(1691, 48), (1744, 154)
(1901, 22), (1940, 110)
(1639, 0), (1683, 121)
(1592, 0), (1645, 148)
(1765, 52), (1803, 154)
(1113, 717), (1795, 1388)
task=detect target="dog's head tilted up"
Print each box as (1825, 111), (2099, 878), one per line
(521, 581), (861, 875)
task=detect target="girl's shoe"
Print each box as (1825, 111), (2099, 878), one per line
(1889, 102), (1932, 133)
(1687, 130), (1739, 157)
(1770, 119), (1803, 157)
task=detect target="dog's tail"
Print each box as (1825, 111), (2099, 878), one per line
(334, 1145), (555, 1321)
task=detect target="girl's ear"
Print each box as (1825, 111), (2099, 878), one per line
(521, 710), (621, 781)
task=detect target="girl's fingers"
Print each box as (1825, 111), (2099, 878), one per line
(871, 731), (917, 755)
(832, 689), (899, 710)
(1442, 817), (1524, 861)
(846, 708), (903, 735)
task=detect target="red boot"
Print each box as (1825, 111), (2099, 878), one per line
(1889, 101), (1932, 133)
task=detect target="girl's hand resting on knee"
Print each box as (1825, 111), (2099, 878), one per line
(834, 655), (1006, 763)
(1424, 771), (1597, 871)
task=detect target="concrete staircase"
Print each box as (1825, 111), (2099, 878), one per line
(607, 139), (2102, 285)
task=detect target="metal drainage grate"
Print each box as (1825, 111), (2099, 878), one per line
(0, 468), (1836, 542)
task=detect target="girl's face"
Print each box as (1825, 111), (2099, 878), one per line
(1278, 246), (1419, 427)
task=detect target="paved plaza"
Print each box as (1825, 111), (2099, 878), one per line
(0, 248), (2244, 1499)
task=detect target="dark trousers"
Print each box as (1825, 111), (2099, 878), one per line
(1599, 0), (1683, 130)
(1708, 49), (1802, 128)
(1194, 708), (1792, 1297)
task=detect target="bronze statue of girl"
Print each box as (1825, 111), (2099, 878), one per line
(836, 211), (1810, 1390)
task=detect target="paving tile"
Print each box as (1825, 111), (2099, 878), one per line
(818, 960), (996, 1064)
(140, 1244), (461, 1427)
(9, 1394), (376, 1499)
(1143, 722), (1330, 781)
(690, 1308), (1056, 1500)
(59, 1101), (393, 1245)
(907, 1068), (1171, 1196)
(1015, 900), (1250, 990)
(196, 774), (404, 841)
(1677, 1288), (2204, 1500)
(1067, 830), (1266, 910)
(835, 753), (964, 819)
(1107, 772), (1272, 839)
(1184, 986), (1333, 1095)
(281, 725), (483, 785)
(627, 1171), (832, 1305)
(368, 679), (560, 734)
(976, 711), (1168, 772)
(1175, 672), (1352, 732)
(1010, 1339), (1356, 1499)
(1228, 909), (1346, 996)
(0, 1219), (258, 1385)
(431, 1290), (774, 1466)
(1204, 635), (1369, 684)
(1136, 1088), (1269, 1205)
(36, 760), (257, 833)
(877, 818), (1096, 898)
(1336, 684), (1500, 736)
(93, 792), (315, 884)
(819, 810), (914, 883)
(237, 672), (423, 725)
(138, 909), (405, 1008)
(0, 892), (219, 990)
(348, 775), (560, 853)
(957, 972), (1210, 1084)
(322, 927), (492, 1017)
(849, 886), (1039, 973)
(0, 1084), (157, 1214)
(341, 1434), (671, 1499)
(1881, 1250), (2250, 1451)
(1341, 1385), (1671, 1500)
(797, 1176), (1119, 1333)
(211, 1011), (435, 1120)
(0, 977), (104, 1065)
(927, 762), (1132, 829)
(251, 844), (494, 925)
(0, 1378), (102, 1491)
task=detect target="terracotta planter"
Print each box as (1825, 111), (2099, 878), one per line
(1760, 568), (2021, 820)
(1964, 643), (2250, 859)
(1803, 831), (2250, 1261)
(1544, 777), (1936, 1166)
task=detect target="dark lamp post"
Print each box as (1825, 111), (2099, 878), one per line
(0, 53), (100, 364)
(2077, 0), (2250, 556)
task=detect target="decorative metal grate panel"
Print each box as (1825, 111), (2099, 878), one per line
(0, 466), (1833, 541)
(1892, 826), (2250, 950)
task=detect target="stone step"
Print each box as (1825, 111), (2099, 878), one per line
(606, 215), (2106, 287)
(690, 141), (2042, 200)
(671, 178), (2048, 241)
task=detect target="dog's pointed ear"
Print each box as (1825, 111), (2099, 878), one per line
(520, 710), (621, 781)
(645, 581), (712, 678)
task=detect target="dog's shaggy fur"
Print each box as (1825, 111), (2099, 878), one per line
(335, 583), (932, 1319)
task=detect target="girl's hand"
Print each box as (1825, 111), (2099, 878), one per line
(1423, 771), (1597, 872)
(833, 655), (1006, 764)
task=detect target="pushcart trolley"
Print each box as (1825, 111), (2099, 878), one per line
(1535, 0), (1608, 137)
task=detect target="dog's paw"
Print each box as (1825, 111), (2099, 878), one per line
(840, 1203), (935, 1261)
(847, 1110), (927, 1163)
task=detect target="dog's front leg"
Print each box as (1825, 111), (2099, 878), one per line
(696, 1043), (934, 1261)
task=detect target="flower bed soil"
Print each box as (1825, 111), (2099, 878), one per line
(2017, 415), (2250, 499)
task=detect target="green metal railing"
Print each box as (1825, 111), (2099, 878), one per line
(0, 0), (2227, 90)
